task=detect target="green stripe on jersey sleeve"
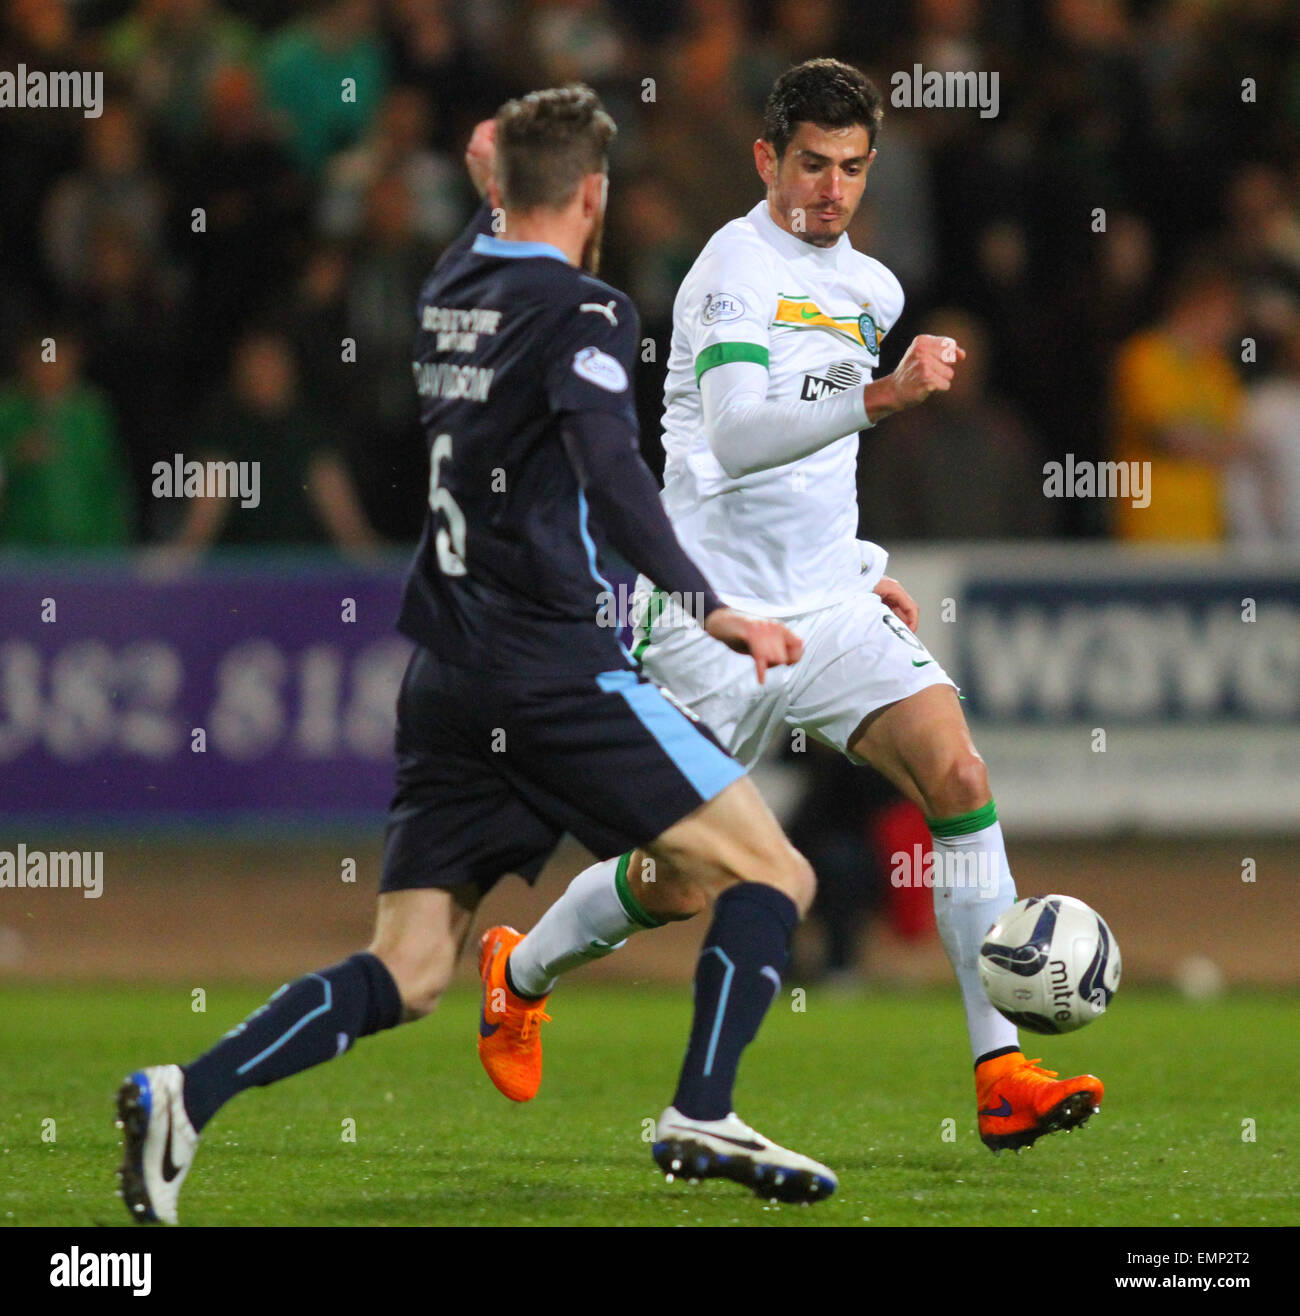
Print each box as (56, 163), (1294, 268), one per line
(694, 341), (770, 383)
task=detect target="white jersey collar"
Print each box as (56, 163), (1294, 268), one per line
(750, 200), (847, 267)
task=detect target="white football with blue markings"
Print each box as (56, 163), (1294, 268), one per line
(979, 895), (1121, 1035)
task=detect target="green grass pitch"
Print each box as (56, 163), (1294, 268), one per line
(1, 983), (1296, 1227)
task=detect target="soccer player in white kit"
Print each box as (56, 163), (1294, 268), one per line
(482, 61), (1104, 1153)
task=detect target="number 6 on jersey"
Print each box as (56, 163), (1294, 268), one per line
(428, 433), (467, 575)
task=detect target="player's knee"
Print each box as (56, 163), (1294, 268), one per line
(746, 845), (816, 917)
(785, 848), (817, 914)
(928, 752), (990, 818)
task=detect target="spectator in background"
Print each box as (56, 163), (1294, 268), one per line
(1136, 0), (1205, 155)
(1081, 213), (1158, 354)
(287, 235), (423, 542)
(784, 740), (892, 985)
(288, 241), (353, 426)
(382, 0), (509, 146)
(652, 0), (765, 234)
(263, 0), (390, 176)
(783, 739), (938, 985)
(912, 0), (1016, 299)
(617, 173), (695, 329)
(79, 221), (186, 536)
(2, 0), (77, 65)
(1226, 316), (1300, 544)
(1225, 162), (1300, 312)
(176, 64), (306, 378)
(0, 0), (87, 312)
(1111, 257), (1254, 543)
(1044, 212), (1158, 537)
(171, 328), (377, 554)
(527, 1), (649, 175)
(760, 0), (843, 71)
(340, 171), (439, 540)
(100, 0), (259, 149)
(41, 103), (167, 302)
(857, 309), (1049, 540)
(531, 0), (626, 88)
(614, 173), (695, 479)
(848, 104), (938, 310)
(0, 325), (133, 548)
(319, 84), (467, 247)
(950, 219), (1052, 434)
(1199, 0), (1299, 177)
(0, 0), (1294, 565)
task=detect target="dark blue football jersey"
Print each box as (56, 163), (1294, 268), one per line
(397, 232), (642, 674)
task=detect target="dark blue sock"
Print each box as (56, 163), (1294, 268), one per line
(181, 952), (402, 1132)
(672, 883), (797, 1121)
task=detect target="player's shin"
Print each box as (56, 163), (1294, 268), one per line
(506, 853), (663, 997)
(671, 882), (797, 1120)
(927, 802), (1020, 1062)
(180, 952), (402, 1131)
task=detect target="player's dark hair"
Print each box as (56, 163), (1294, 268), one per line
(762, 59), (883, 158)
(495, 84), (616, 211)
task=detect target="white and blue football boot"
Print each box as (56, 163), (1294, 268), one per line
(116, 1065), (199, 1225)
(653, 1106), (837, 1203)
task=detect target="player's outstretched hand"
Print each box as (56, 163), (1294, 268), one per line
(704, 607), (803, 684)
(873, 575), (919, 632)
(465, 119), (497, 198)
(888, 334), (966, 410)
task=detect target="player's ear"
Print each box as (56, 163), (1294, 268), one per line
(581, 171), (606, 219)
(754, 139), (776, 186)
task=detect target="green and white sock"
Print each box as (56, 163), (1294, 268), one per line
(508, 853), (662, 997)
(927, 801), (1021, 1062)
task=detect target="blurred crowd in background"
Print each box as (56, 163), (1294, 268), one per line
(3, 0), (1297, 980)
(1, 0), (1299, 554)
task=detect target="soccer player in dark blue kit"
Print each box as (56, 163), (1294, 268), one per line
(116, 85), (836, 1223)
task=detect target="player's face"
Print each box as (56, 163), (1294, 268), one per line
(758, 122), (874, 248)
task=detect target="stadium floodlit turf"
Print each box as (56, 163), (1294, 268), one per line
(2, 983), (1295, 1228)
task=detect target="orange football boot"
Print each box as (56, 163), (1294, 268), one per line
(477, 925), (552, 1103)
(975, 1050), (1103, 1152)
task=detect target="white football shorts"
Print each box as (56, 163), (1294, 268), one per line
(632, 583), (957, 769)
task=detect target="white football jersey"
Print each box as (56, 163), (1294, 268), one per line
(658, 200), (904, 615)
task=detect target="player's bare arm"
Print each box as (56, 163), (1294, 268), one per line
(704, 607), (804, 684)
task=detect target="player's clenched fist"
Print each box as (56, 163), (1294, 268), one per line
(864, 334), (966, 421)
(704, 607), (804, 684)
(891, 334), (965, 407)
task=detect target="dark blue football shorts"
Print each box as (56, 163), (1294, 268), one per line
(379, 645), (745, 895)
